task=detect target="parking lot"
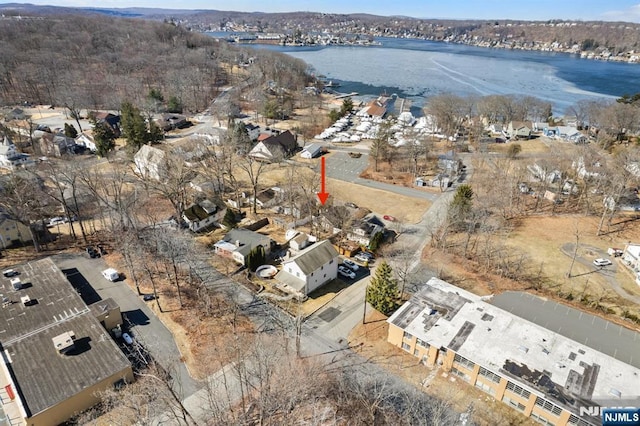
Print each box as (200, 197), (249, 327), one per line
(52, 252), (202, 398)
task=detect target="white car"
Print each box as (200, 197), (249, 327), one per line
(101, 268), (120, 282)
(122, 332), (133, 345)
(593, 258), (612, 267)
(354, 253), (371, 264)
(338, 266), (356, 280)
(342, 259), (359, 271)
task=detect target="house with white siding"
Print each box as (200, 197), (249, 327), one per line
(275, 240), (338, 296)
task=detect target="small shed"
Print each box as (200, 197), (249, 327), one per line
(300, 143), (323, 159)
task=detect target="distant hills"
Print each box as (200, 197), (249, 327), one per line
(2, 3), (640, 57)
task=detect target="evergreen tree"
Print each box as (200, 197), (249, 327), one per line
(146, 119), (164, 144)
(340, 98), (354, 116)
(231, 121), (252, 153)
(222, 208), (238, 229)
(167, 96), (183, 113)
(246, 245), (266, 271)
(120, 101), (148, 150)
(369, 231), (384, 251)
(64, 123), (78, 139)
(366, 261), (398, 315)
(91, 119), (116, 157)
(449, 184), (474, 224)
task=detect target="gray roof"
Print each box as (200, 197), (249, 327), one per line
(223, 228), (272, 257)
(134, 144), (166, 165)
(274, 269), (305, 292)
(0, 258), (131, 417)
(284, 240), (338, 275)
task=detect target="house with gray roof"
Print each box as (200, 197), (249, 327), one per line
(134, 144), (167, 181)
(214, 228), (274, 265)
(182, 199), (226, 232)
(276, 240), (338, 295)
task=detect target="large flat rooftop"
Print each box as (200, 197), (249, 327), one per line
(0, 258), (131, 417)
(389, 278), (640, 414)
(491, 291), (640, 369)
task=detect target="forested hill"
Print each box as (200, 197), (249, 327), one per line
(2, 4), (640, 57)
(0, 13), (309, 111)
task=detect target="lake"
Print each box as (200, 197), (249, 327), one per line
(210, 33), (640, 114)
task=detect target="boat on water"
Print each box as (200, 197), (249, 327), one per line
(323, 80), (341, 88)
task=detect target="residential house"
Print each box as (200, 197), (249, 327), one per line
(92, 112), (121, 137)
(300, 143), (323, 159)
(248, 130), (299, 162)
(4, 108), (26, 122)
(189, 173), (222, 195)
(437, 151), (461, 174)
(76, 132), (97, 153)
(0, 135), (31, 169)
(289, 232), (311, 252)
(157, 114), (188, 131)
(543, 126), (586, 143)
(248, 187), (283, 209)
(347, 214), (385, 247)
(622, 243), (640, 285)
(387, 277), (640, 426)
(213, 228), (273, 265)
(191, 126), (226, 146)
(38, 132), (77, 157)
(134, 145), (167, 181)
(485, 123), (504, 135)
(245, 123), (261, 140)
(182, 199), (226, 232)
(275, 240), (339, 295)
(507, 121), (532, 139)
(0, 213), (32, 247)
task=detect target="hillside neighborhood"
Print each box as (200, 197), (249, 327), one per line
(0, 10), (639, 426)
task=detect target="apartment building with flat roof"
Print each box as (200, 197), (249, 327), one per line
(387, 278), (640, 426)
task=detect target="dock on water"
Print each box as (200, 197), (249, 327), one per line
(334, 92), (359, 99)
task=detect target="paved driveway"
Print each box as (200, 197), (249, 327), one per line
(52, 253), (202, 399)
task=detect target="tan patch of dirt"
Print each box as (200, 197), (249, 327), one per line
(487, 138), (551, 155)
(326, 178), (431, 224)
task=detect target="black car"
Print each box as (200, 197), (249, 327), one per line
(142, 294), (157, 301)
(2, 269), (19, 278)
(96, 244), (107, 255)
(86, 246), (100, 258)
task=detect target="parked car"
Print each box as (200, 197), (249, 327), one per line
(101, 268), (119, 282)
(86, 246), (100, 258)
(338, 265), (356, 280)
(122, 332), (133, 345)
(142, 294), (157, 301)
(47, 217), (66, 227)
(354, 253), (372, 264)
(383, 215), (396, 222)
(607, 248), (624, 257)
(593, 258), (612, 267)
(2, 269), (19, 278)
(342, 259), (360, 271)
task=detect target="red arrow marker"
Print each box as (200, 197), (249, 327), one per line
(317, 156), (330, 205)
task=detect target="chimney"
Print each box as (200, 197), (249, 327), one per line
(235, 240), (241, 247)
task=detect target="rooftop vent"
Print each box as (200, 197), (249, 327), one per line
(52, 331), (76, 354)
(20, 295), (32, 306)
(11, 278), (22, 290)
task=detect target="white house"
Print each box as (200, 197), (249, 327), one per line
(182, 199), (226, 232)
(289, 232), (311, 251)
(300, 143), (323, 159)
(248, 130), (299, 162)
(134, 145), (166, 181)
(275, 240), (338, 295)
(0, 135), (30, 169)
(507, 121), (532, 139)
(76, 132), (97, 153)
